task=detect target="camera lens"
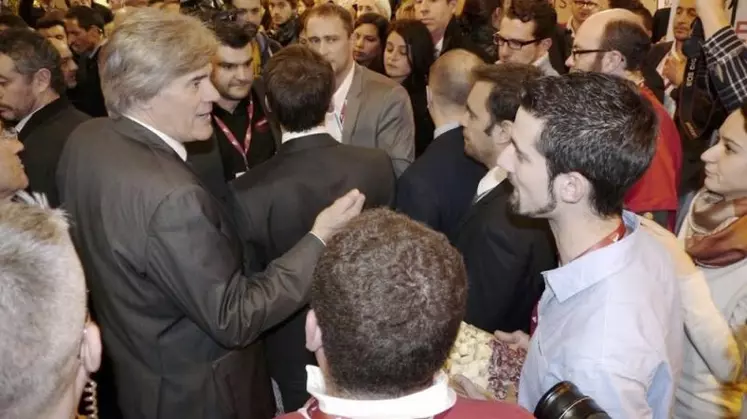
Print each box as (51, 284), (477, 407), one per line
(534, 381), (610, 419)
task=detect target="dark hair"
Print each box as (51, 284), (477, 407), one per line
(302, 3), (354, 36)
(0, 13), (29, 30)
(35, 16), (66, 31)
(608, 0), (653, 32)
(504, 0), (557, 40)
(386, 19), (434, 91)
(600, 20), (651, 71)
(0, 29), (65, 95)
(65, 6), (105, 31)
(355, 12), (388, 44)
(264, 44), (335, 132)
(208, 20), (258, 48)
(473, 62), (542, 126)
(311, 208), (467, 398)
(520, 73), (657, 216)
(460, 0), (501, 26)
(631, 6), (653, 33)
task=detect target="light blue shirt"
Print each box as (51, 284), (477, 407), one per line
(518, 211), (684, 418)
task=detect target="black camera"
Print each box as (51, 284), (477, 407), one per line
(534, 381), (611, 419)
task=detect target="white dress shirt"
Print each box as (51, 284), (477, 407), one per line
(300, 365), (457, 419)
(433, 121), (460, 139)
(325, 65), (356, 143)
(435, 37), (445, 57)
(518, 211), (684, 418)
(473, 166), (506, 203)
(124, 116), (188, 161)
(281, 126), (329, 144)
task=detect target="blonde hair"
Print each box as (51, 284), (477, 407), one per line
(99, 8), (218, 115)
(0, 202), (87, 419)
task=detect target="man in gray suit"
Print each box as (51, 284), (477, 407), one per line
(301, 3), (415, 176)
(56, 9), (365, 419)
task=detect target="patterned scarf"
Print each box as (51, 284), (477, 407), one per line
(684, 189), (747, 267)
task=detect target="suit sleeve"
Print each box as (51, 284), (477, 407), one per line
(145, 184), (325, 348)
(376, 85), (415, 177)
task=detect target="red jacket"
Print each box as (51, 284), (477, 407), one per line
(624, 87), (683, 230)
(277, 396), (535, 419)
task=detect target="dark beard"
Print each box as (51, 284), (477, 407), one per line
(509, 184), (558, 217)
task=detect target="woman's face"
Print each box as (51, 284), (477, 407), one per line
(701, 109), (747, 200)
(353, 23), (382, 65)
(384, 31), (412, 83)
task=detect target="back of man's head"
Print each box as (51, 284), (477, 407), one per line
(518, 72), (657, 216)
(0, 29), (65, 100)
(0, 202), (88, 418)
(429, 49), (484, 113)
(310, 209), (467, 398)
(0, 13), (29, 31)
(264, 44), (335, 132)
(473, 62), (543, 124)
(600, 18), (650, 72)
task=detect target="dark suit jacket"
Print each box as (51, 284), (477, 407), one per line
(453, 181), (556, 334)
(229, 133), (395, 411)
(549, 24), (572, 75)
(396, 126), (486, 239)
(343, 65), (415, 177)
(57, 116), (325, 419)
(70, 47), (107, 117)
(18, 98), (88, 207)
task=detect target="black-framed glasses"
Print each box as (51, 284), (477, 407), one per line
(571, 48), (609, 60)
(493, 33), (540, 50)
(573, 0), (599, 8)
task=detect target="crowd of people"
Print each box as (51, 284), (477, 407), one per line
(0, 0), (746, 417)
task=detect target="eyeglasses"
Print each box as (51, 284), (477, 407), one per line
(493, 33), (540, 50)
(573, 0), (599, 8)
(570, 48), (609, 60)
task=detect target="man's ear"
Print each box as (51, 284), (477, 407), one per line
(305, 309), (323, 352)
(32, 68), (53, 95)
(539, 37), (552, 53)
(556, 171), (589, 205)
(80, 322), (102, 374)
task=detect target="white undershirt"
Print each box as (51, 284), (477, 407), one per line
(125, 116), (187, 161)
(324, 65), (356, 143)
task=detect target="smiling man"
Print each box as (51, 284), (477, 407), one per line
(57, 9), (365, 419)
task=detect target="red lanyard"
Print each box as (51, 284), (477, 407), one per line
(304, 397), (452, 419)
(213, 98), (254, 170)
(530, 219), (627, 335)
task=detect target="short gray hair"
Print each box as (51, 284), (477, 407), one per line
(0, 202), (87, 418)
(99, 8), (218, 115)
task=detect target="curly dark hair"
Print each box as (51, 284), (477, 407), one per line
(504, 0), (557, 40)
(311, 209), (468, 398)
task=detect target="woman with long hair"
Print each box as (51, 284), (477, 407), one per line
(353, 13), (388, 74)
(383, 19), (435, 157)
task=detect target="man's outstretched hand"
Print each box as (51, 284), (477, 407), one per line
(311, 189), (366, 243)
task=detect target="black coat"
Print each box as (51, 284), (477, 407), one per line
(18, 97), (88, 207)
(396, 126), (486, 239)
(453, 181), (556, 334)
(70, 48), (107, 117)
(229, 133), (396, 411)
(57, 116), (324, 419)
(442, 17), (494, 63)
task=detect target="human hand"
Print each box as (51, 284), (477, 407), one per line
(311, 189), (365, 243)
(663, 54), (685, 87)
(494, 330), (530, 351)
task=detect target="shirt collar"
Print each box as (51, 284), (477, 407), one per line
(281, 126), (329, 143)
(543, 210), (639, 303)
(435, 37), (445, 57)
(475, 166), (506, 202)
(433, 121), (460, 139)
(533, 53), (558, 76)
(305, 366), (457, 418)
(124, 115), (188, 161)
(14, 105), (42, 133)
(333, 64), (356, 113)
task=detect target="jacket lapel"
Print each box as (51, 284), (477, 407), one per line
(341, 65), (364, 144)
(17, 98), (68, 141)
(111, 116), (184, 162)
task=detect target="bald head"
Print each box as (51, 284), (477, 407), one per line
(569, 8), (650, 74)
(429, 49), (484, 112)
